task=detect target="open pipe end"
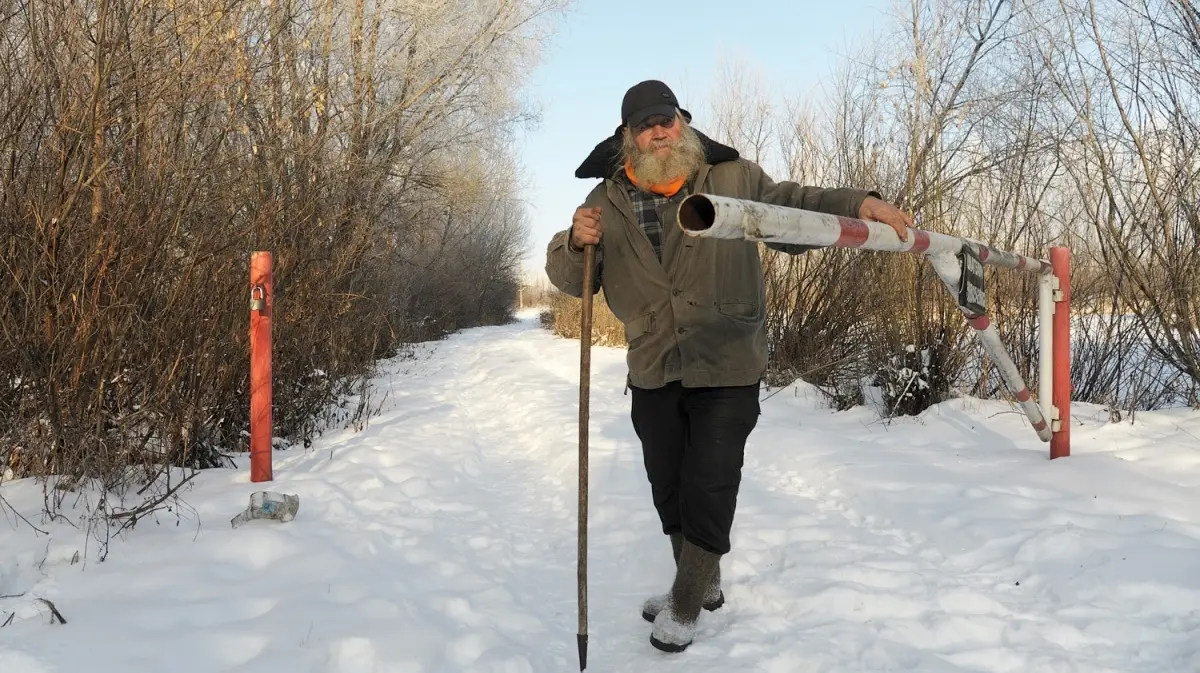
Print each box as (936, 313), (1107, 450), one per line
(678, 194), (716, 233)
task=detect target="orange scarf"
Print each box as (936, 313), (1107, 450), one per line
(624, 160), (685, 197)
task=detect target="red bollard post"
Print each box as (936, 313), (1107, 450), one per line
(250, 251), (273, 482)
(1050, 247), (1071, 459)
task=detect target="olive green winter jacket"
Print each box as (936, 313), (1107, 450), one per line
(545, 129), (879, 390)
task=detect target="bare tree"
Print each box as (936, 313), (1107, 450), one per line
(0, 0), (567, 522)
(707, 55), (776, 166)
(1026, 0), (1199, 405)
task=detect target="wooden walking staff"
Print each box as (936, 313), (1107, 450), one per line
(577, 244), (595, 671)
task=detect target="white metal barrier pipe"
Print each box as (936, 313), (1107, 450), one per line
(1038, 273), (1056, 428)
(678, 194), (1052, 274)
(675, 193), (1056, 443)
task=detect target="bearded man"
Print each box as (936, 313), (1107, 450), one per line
(544, 80), (915, 653)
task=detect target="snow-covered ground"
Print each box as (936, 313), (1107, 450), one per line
(3, 309), (1199, 672)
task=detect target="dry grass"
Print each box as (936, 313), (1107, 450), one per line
(540, 291), (626, 348)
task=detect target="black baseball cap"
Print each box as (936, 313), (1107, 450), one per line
(621, 80), (692, 129)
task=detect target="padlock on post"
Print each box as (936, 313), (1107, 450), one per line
(250, 285), (266, 312)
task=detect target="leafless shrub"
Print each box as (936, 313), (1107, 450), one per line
(0, 0), (565, 519)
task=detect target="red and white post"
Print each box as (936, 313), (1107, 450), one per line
(1038, 248), (1072, 459)
(1048, 247), (1071, 458)
(250, 251), (274, 482)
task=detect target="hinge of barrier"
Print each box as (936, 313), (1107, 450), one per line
(1049, 403), (1062, 432)
(1050, 275), (1064, 302)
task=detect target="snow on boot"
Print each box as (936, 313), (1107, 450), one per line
(641, 532), (724, 622)
(649, 539), (721, 653)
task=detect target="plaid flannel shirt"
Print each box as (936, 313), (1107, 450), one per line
(624, 177), (689, 262)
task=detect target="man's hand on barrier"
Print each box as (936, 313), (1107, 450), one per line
(859, 197), (914, 242)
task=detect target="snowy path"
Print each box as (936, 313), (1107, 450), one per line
(3, 311), (1200, 672)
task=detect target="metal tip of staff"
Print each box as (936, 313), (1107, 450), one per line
(577, 634), (588, 670)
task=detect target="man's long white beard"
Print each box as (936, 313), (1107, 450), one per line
(622, 123), (707, 186)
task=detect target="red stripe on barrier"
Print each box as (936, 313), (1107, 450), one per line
(911, 230), (930, 253)
(836, 218), (870, 248)
(1033, 419), (1047, 432)
(966, 314), (991, 330)
(1017, 256), (1027, 270)
(1016, 387), (1032, 402)
(978, 246), (991, 261)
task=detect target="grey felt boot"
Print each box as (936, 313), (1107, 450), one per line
(649, 538), (722, 653)
(641, 532), (724, 622)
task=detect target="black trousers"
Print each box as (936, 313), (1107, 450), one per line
(629, 380), (760, 556)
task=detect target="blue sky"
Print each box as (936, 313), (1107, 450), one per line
(515, 0), (893, 282)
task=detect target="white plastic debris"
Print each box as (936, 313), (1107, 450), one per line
(230, 491), (300, 528)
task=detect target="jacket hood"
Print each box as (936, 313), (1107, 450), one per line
(574, 126), (740, 180)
